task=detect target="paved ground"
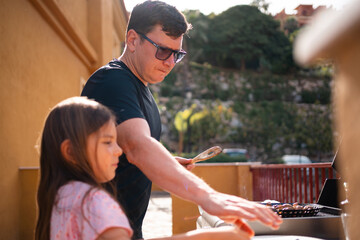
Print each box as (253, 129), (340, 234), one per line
(142, 191), (173, 238)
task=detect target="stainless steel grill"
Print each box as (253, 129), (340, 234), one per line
(196, 205), (343, 240)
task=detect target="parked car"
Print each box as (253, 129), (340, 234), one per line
(282, 155), (312, 164)
(222, 148), (250, 161)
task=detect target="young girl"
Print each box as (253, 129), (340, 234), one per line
(35, 97), (252, 240)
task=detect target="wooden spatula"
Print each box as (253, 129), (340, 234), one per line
(191, 146), (223, 164)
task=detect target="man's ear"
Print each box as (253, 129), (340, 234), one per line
(60, 139), (76, 164)
(126, 29), (139, 53)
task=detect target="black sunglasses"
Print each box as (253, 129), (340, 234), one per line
(137, 32), (186, 63)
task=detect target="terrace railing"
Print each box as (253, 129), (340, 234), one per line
(251, 163), (337, 203)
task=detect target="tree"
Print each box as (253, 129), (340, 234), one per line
(183, 10), (210, 64)
(205, 5), (293, 72)
(174, 105), (196, 153)
(250, 0), (270, 14)
(284, 17), (299, 35)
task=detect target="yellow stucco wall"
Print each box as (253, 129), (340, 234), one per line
(19, 168), (40, 240)
(0, 0), (128, 238)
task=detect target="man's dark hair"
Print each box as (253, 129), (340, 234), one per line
(127, 0), (191, 38)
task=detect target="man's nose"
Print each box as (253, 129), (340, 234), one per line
(163, 53), (176, 66)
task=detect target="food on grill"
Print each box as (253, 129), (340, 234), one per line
(271, 202), (313, 211)
(262, 199), (280, 205)
(262, 201), (320, 218)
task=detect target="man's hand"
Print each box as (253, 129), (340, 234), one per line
(200, 191), (282, 230)
(174, 156), (195, 171)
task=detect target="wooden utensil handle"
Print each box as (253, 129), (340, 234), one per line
(191, 146), (223, 164)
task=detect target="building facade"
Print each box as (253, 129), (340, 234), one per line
(274, 4), (326, 33)
(0, 0), (128, 238)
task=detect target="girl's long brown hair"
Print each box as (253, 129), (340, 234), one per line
(35, 97), (116, 240)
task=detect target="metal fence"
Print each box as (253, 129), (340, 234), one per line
(251, 163), (337, 203)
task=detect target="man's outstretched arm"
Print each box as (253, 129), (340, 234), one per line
(116, 118), (282, 229)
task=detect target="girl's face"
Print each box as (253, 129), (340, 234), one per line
(86, 120), (123, 183)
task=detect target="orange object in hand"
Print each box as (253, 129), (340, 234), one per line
(235, 219), (255, 237)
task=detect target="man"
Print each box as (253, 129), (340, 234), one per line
(82, 1), (282, 239)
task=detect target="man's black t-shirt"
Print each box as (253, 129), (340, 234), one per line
(81, 59), (161, 239)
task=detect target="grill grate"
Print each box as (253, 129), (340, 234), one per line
(263, 203), (321, 218)
(274, 207), (320, 218)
